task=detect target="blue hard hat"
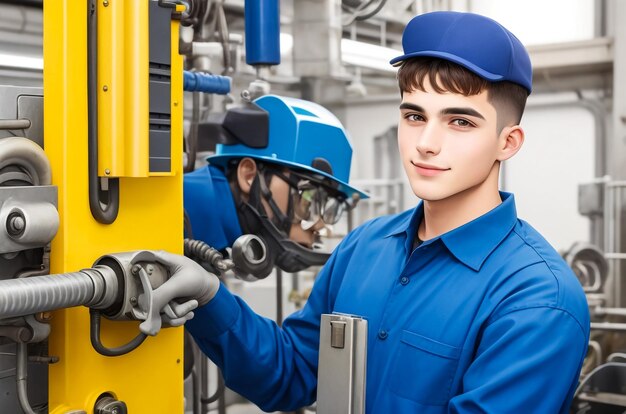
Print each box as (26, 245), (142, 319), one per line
(390, 11), (532, 93)
(207, 95), (369, 200)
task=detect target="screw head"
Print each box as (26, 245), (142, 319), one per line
(104, 169), (111, 175)
(130, 296), (138, 306)
(103, 0), (109, 6)
(103, 85), (108, 92)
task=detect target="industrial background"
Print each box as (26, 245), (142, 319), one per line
(0, 0), (623, 413)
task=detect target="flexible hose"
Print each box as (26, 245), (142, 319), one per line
(0, 272), (96, 319)
(183, 71), (231, 94)
(184, 238), (234, 272)
(16, 342), (36, 414)
(89, 309), (148, 357)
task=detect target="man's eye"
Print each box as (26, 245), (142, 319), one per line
(405, 114), (423, 122)
(452, 118), (473, 127)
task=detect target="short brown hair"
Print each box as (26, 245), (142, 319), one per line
(397, 57), (529, 131)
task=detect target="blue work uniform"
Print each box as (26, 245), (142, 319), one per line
(184, 165), (242, 251)
(186, 192), (590, 413)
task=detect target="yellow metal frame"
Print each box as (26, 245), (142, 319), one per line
(98, 0), (150, 177)
(44, 1), (184, 412)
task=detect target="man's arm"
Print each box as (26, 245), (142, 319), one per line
(449, 306), (588, 413)
(185, 246), (343, 412)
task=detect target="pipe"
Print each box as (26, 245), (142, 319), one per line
(244, 0), (280, 66)
(0, 267), (118, 320)
(0, 119), (31, 130)
(16, 342), (35, 414)
(590, 322), (626, 332)
(183, 71), (231, 95)
(594, 307), (626, 317)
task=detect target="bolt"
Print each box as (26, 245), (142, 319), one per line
(104, 168), (111, 175)
(173, 101), (178, 106)
(103, 85), (108, 92)
(8, 215), (25, 233)
(103, 0), (109, 6)
(131, 264), (141, 275)
(111, 409), (119, 414)
(130, 296), (138, 306)
(176, 358), (181, 364)
(146, 264), (154, 275)
(6, 212), (26, 237)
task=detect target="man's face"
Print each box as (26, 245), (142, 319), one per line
(263, 172), (325, 248)
(397, 77), (502, 202)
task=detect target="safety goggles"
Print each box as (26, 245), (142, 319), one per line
(273, 170), (350, 226)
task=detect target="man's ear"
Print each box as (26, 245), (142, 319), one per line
(497, 125), (524, 162)
(236, 157), (258, 195)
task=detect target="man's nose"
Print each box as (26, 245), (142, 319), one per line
(415, 122), (442, 156)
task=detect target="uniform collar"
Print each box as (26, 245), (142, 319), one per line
(384, 192), (518, 271)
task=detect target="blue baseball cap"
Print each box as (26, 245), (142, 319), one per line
(390, 11), (532, 94)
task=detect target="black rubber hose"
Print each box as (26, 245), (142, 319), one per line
(355, 0), (388, 21)
(89, 309), (147, 357)
(0, 0), (42, 8)
(87, 0), (120, 224)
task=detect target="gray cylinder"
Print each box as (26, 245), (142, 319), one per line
(0, 267), (118, 320)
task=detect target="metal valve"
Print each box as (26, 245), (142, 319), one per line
(94, 395), (128, 414)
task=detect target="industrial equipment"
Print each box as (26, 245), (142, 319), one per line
(0, 0), (188, 411)
(0, 0), (284, 412)
(316, 313), (368, 414)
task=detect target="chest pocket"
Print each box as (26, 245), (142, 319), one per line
(390, 330), (461, 406)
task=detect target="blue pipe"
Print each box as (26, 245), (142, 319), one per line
(183, 71), (232, 95)
(245, 0), (280, 66)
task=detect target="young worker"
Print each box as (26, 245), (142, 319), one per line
(154, 11), (590, 413)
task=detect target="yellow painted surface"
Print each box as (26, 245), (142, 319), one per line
(44, 1), (184, 412)
(98, 0), (150, 177)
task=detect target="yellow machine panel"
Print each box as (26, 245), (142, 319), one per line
(44, 1), (184, 412)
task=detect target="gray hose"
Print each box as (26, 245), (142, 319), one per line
(0, 268), (118, 320)
(16, 342), (36, 414)
(184, 238), (234, 272)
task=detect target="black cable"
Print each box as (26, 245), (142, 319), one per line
(200, 372), (224, 405)
(355, 0), (388, 21)
(0, 0), (42, 7)
(276, 268), (283, 327)
(183, 208), (195, 239)
(89, 309), (148, 357)
(87, 0), (120, 224)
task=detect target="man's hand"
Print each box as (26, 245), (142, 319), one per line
(139, 251), (220, 336)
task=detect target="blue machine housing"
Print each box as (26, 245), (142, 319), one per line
(207, 95), (368, 200)
(245, 0), (281, 66)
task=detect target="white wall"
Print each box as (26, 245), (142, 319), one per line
(469, 0), (596, 45)
(502, 104), (595, 251)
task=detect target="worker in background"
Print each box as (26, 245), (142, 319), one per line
(154, 11), (590, 413)
(182, 94), (367, 279)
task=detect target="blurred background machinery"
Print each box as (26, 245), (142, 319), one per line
(0, 0), (626, 413)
